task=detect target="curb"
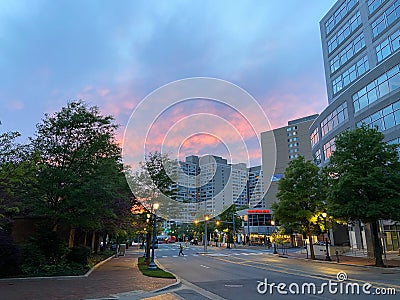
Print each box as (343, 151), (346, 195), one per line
(151, 258), (181, 293)
(282, 254), (400, 270)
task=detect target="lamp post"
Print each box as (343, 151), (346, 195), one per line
(243, 214), (251, 246)
(204, 214), (209, 253)
(148, 203), (160, 270)
(321, 212), (331, 261)
(271, 220), (278, 254)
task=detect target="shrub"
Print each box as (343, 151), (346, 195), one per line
(66, 246), (91, 265)
(20, 237), (47, 275)
(0, 229), (21, 277)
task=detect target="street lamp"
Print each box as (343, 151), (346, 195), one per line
(321, 212), (331, 261)
(204, 214), (209, 253)
(271, 220), (278, 254)
(148, 203), (160, 270)
(243, 214), (250, 246)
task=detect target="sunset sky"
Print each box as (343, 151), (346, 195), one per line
(0, 0), (336, 167)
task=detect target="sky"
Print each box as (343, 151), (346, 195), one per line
(0, 0), (337, 167)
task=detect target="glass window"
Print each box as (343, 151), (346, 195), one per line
(321, 102), (349, 137)
(326, 0), (358, 35)
(323, 138), (336, 161)
(353, 64), (400, 112)
(371, 1), (400, 37)
(313, 149), (322, 165)
(358, 99), (400, 131)
(368, 0), (386, 14)
(328, 11), (361, 53)
(376, 29), (400, 62)
(310, 127), (320, 147)
(333, 56), (369, 95)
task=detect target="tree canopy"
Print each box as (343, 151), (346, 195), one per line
(272, 156), (326, 259)
(30, 100), (132, 233)
(0, 131), (38, 231)
(325, 125), (400, 266)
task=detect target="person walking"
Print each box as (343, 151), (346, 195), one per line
(178, 243), (184, 256)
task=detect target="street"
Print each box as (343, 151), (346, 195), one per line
(137, 243), (399, 300)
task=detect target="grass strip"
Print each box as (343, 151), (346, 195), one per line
(137, 257), (175, 278)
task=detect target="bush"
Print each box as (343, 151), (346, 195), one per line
(36, 230), (69, 265)
(66, 246), (91, 265)
(0, 229), (21, 277)
(20, 237), (47, 275)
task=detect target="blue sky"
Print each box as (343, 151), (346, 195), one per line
(0, 0), (336, 166)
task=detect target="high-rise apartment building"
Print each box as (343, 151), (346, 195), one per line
(261, 115), (318, 210)
(247, 165), (265, 208)
(171, 155), (249, 222)
(311, 0), (400, 252)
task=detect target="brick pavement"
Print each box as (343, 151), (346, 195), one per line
(0, 249), (176, 300)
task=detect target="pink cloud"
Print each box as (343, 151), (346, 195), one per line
(7, 100), (24, 111)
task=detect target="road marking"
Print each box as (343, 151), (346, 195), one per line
(200, 264), (210, 269)
(224, 284), (243, 288)
(208, 255), (400, 290)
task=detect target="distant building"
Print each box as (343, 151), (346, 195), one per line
(247, 165), (265, 208)
(261, 115), (318, 210)
(172, 155), (249, 222)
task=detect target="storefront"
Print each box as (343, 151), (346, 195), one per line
(236, 208), (275, 245)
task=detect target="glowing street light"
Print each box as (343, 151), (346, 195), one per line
(321, 212), (331, 261)
(204, 214), (209, 253)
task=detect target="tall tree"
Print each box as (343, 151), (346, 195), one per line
(0, 131), (38, 231)
(325, 126), (400, 267)
(272, 156), (326, 259)
(30, 100), (130, 244)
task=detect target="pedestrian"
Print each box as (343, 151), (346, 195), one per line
(178, 243), (184, 256)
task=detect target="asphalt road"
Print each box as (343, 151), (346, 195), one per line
(152, 243), (399, 300)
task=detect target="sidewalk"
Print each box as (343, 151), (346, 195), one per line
(0, 248), (177, 300)
(1, 246), (398, 300)
(281, 249), (400, 267)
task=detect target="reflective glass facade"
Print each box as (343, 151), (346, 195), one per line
(328, 11), (362, 53)
(371, 0), (400, 37)
(321, 102), (349, 137)
(357, 99), (400, 130)
(332, 55), (369, 94)
(311, 0), (400, 164)
(325, 0), (359, 34)
(353, 64), (400, 112)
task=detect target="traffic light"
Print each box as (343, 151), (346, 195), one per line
(216, 220), (220, 226)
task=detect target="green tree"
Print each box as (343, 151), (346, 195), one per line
(325, 126), (400, 267)
(30, 100), (131, 248)
(272, 156), (326, 259)
(0, 131), (39, 231)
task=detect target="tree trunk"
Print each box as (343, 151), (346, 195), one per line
(370, 221), (384, 267)
(308, 234), (315, 260)
(68, 228), (75, 248)
(91, 230), (96, 253)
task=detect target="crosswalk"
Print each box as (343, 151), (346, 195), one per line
(157, 251), (272, 258)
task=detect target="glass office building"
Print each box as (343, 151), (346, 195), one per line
(310, 0), (400, 252)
